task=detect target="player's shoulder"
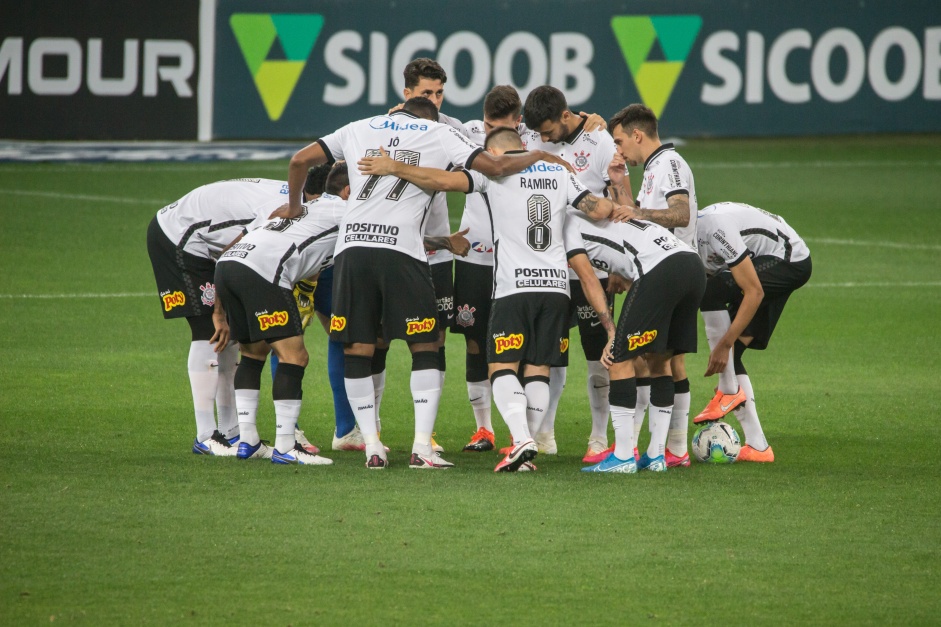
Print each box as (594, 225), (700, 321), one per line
(463, 119), (486, 144)
(438, 111), (467, 133)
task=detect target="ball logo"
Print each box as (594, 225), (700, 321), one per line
(560, 338), (569, 353)
(258, 310), (289, 331)
(628, 329), (657, 351)
(162, 291), (186, 311)
(405, 317), (436, 335)
(494, 333), (524, 354)
(330, 315), (347, 332)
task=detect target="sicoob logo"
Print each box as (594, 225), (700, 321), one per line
(406, 317), (436, 335)
(494, 333), (524, 354)
(258, 311), (289, 331)
(162, 291), (186, 311)
(628, 330), (658, 351)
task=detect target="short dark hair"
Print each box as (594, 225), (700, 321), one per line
(484, 127), (523, 151)
(402, 96), (440, 122)
(324, 161), (349, 196)
(484, 85), (521, 120)
(403, 58), (447, 90)
(304, 163), (332, 197)
(522, 85), (568, 129)
(609, 104), (659, 138)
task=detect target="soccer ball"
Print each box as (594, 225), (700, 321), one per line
(692, 422), (741, 463)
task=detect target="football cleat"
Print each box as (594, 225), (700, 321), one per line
(583, 439), (614, 464)
(694, 388), (747, 424)
(366, 453), (388, 469)
(737, 444), (775, 463)
(332, 425), (366, 451)
(271, 443), (333, 465)
(431, 433), (444, 453)
(535, 430), (558, 455)
(517, 461), (538, 472)
(498, 440), (514, 455)
(665, 448), (691, 467)
(237, 440), (273, 460)
(193, 431), (237, 457)
(494, 439), (538, 472)
(581, 451), (638, 473)
(637, 453), (667, 472)
(294, 428), (320, 454)
(227, 434), (241, 447)
(409, 452), (455, 469)
(462, 427), (495, 452)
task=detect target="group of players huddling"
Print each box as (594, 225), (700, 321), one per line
(147, 58), (812, 473)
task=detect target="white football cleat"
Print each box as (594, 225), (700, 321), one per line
(332, 425), (366, 451)
(192, 431), (237, 457)
(535, 430), (558, 455)
(294, 428), (320, 454)
(271, 443), (333, 466)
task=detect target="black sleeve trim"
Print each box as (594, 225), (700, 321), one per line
(664, 188), (688, 199)
(461, 169), (474, 194)
(572, 190), (591, 208)
(727, 251), (750, 268)
(316, 139), (336, 164)
(464, 147), (484, 170)
(566, 248), (587, 260)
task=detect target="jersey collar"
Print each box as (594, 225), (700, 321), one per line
(390, 110), (419, 120)
(504, 149), (527, 155)
(644, 142), (675, 170)
(562, 117), (587, 145)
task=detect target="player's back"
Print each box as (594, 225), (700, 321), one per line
(156, 178), (287, 258)
(697, 202), (809, 272)
(218, 194), (344, 288)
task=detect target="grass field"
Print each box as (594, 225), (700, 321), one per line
(1, 136), (940, 625)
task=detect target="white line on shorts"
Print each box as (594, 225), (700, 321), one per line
(804, 237), (941, 252)
(0, 189), (163, 205)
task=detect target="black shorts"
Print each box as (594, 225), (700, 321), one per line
(568, 277), (613, 334)
(214, 262), (303, 345)
(487, 292), (570, 365)
(702, 255), (812, 350)
(612, 252), (706, 363)
(330, 247), (439, 344)
(146, 216), (216, 319)
(452, 260), (494, 346)
(430, 260), (454, 334)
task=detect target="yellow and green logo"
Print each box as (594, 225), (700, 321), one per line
(230, 13), (324, 121)
(610, 15), (702, 118)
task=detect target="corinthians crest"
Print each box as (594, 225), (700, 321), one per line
(456, 304), (476, 327)
(199, 282), (216, 307)
(572, 150), (590, 172)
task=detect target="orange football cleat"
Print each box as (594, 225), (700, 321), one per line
(737, 444), (774, 463)
(693, 388), (747, 424)
(462, 427), (495, 452)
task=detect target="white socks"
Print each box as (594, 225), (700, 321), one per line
(734, 374), (769, 450)
(524, 377), (550, 436)
(235, 389), (260, 446)
(647, 404), (672, 459)
(610, 404), (636, 460)
(188, 340), (219, 442)
(668, 383), (690, 456)
(540, 366), (567, 435)
(467, 380), (493, 431)
(633, 381), (650, 447)
(586, 360), (611, 440)
(273, 399), (301, 453)
(345, 376), (379, 445)
(492, 374), (531, 444)
(215, 343), (239, 440)
(411, 368), (442, 453)
(702, 310), (738, 394)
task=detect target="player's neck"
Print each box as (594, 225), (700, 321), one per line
(641, 139), (663, 167)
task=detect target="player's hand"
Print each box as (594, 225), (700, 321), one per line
(539, 152), (575, 173)
(269, 203), (303, 220)
(610, 205), (636, 223)
(579, 112), (607, 132)
(294, 279), (317, 330)
(209, 310), (230, 353)
(388, 103), (404, 114)
(704, 341), (732, 377)
(607, 153), (627, 186)
(606, 272), (631, 295)
(601, 336), (616, 369)
(448, 228), (471, 257)
(358, 147), (397, 176)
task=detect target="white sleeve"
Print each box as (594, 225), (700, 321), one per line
(563, 217), (587, 257)
(657, 158), (691, 199)
(709, 219), (749, 267)
(566, 173), (591, 209)
(316, 122), (352, 163)
(467, 170), (489, 194)
(437, 125), (484, 170)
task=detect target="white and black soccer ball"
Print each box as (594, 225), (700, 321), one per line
(692, 421), (741, 463)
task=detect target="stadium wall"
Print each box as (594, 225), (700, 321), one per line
(2, 0), (939, 140)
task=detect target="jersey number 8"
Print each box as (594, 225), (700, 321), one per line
(527, 194), (552, 252)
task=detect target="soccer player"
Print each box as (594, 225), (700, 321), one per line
(286, 97), (574, 469)
(457, 85), (609, 454)
(146, 177), (293, 456)
(693, 202), (813, 462)
(359, 127), (621, 472)
(522, 85), (623, 461)
(607, 103), (699, 468)
(213, 167), (348, 465)
(560, 210), (706, 473)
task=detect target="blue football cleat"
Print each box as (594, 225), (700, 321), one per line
(581, 451), (638, 473)
(637, 453), (667, 472)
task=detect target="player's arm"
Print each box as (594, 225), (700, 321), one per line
(469, 150), (575, 176)
(569, 252), (616, 360)
(424, 228), (471, 257)
(286, 141), (329, 217)
(606, 153), (635, 207)
(705, 255), (764, 376)
(358, 148), (471, 192)
(572, 193), (622, 221)
(626, 193), (690, 228)
(579, 112), (606, 132)
(209, 295), (230, 353)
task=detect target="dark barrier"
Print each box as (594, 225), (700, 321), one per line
(212, 0), (941, 139)
(0, 0), (200, 140)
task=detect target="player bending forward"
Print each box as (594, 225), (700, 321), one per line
(359, 127), (618, 472)
(213, 165), (350, 465)
(693, 202), (812, 462)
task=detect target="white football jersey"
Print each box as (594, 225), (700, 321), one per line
(217, 194), (344, 289)
(696, 202), (810, 275)
(424, 111), (468, 266)
(317, 110), (481, 262)
(155, 178), (287, 260)
(636, 143), (698, 247)
(569, 213), (695, 282)
(468, 160), (591, 299)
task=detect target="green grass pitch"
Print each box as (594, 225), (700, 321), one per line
(1, 136), (939, 624)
